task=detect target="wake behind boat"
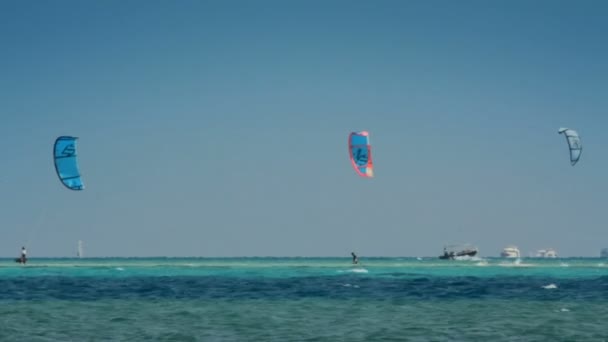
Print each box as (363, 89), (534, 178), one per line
(439, 244), (478, 260)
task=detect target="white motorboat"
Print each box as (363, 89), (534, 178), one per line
(535, 248), (557, 258)
(501, 245), (521, 258)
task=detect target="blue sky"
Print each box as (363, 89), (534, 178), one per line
(1, 0), (607, 257)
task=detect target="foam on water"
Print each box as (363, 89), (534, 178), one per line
(338, 268), (369, 274)
(351, 268), (369, 273)
(498, 259), (535, 267)
(453, 255), (484, 262)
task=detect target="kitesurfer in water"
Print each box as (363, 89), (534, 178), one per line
(18, 246), (27, 264)
(351, 252), (359, 264)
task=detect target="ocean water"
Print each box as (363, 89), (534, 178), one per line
(1, 257), (607, 341)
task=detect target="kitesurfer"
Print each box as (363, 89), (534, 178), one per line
(351, 252), (359, 264)
(19, 246), (27, 264)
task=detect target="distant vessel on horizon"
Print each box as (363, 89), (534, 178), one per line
(601, 248), (608, 258)
(439, 244), (478, 260)
(535, 248), (557, 258)
(501, 245), (520, 258)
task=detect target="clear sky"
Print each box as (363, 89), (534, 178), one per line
(1, 0), (607, 257)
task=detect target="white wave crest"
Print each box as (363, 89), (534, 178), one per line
(452, 255), (484, 261)
(499, 259), (534, 267)
(350, 268), (369, 273)
(337, 268), (368, 274)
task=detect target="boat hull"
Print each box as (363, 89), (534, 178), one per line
(439, 250), (477, 260)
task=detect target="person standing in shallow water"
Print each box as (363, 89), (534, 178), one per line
(351, 252), (358, 264)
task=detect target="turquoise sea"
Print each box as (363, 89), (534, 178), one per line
(1, 257), (607, 341)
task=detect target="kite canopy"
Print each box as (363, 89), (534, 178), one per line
(53, 136), (84, 190)
(558, 128), (582, 166)
(348, 131), (374, 177)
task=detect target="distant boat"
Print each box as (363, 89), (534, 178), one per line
(501, 245), (520, 258)
(535, 248), (557, 258)
(601, 248), (608, 258)
(439, 244), (478, 260)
